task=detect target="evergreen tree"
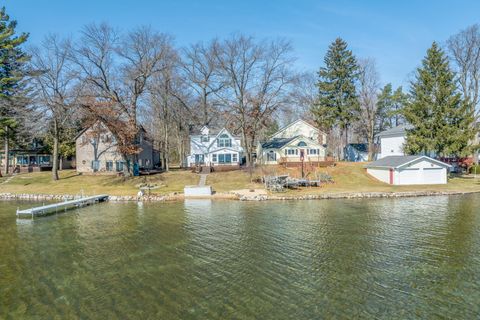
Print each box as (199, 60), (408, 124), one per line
(377, 83), (408, 129)
(311, 38), (359, 159)
(404, 42), (474, 157)
(0, 7), (29, 175)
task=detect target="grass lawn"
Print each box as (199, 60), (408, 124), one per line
(210, 162), (480, 195)
(0, 170), (199, 196)
(260, 162), (480, 195)
(1, 163), (479, 197)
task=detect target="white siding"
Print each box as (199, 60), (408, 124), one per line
(380, 135), (405, 159)
(272, 120), (327, 144)
(367, 158), (448, 185)
(367, 168), (391, 184)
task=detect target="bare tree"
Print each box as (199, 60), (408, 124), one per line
(30, 34), (78, 180)
(72, 23), (171, 174)
(283, 71), (317, 122)
(182, 40), (224, 126)
(215, 34), (296, 166)
(357, 58), (381, 161)
(147, 43), (189, 171)
(447, 24), (480, 120)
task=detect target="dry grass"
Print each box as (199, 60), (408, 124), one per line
(1, 163), (479, 197)
(0, 170), (199, 196)
(259, 162), (480, 195)
(207, 169), (262, 192)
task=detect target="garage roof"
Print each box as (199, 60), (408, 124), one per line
(365, 155), (451, 169)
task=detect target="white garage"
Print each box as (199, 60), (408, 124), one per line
(365, 155), (451, 185)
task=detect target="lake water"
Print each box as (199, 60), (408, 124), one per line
(1, 195), (480, 319)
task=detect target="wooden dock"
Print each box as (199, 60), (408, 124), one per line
(16, 194), (109, 218)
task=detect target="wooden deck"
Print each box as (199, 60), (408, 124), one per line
(16, 194), (109, 218)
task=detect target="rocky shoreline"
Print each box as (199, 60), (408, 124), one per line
(1, 189), (479, 203)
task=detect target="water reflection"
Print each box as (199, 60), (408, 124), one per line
(1, 195), (480, 318)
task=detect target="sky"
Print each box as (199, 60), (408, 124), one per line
(5, 0), (480, 88)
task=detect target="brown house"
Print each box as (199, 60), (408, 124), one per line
(75, 121), (159, 174)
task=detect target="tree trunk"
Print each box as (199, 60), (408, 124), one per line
(242, 129), (251, 168)
(164, 121), (169, 172)
(202, 87), (208, 125)
(52, 119), (59, 181)
(4, 126), (9, 175)
(344, 125), (349, 161)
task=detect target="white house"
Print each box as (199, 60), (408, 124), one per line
(257, 119), (327, 165)
(365, 155), (451, 185)
(186, 126), (243, 167)
(377, 125), (411, 159)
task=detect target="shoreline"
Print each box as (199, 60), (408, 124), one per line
(1, 189), (479, 202)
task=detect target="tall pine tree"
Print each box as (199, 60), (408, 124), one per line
(377, 83), (408, 128)
(0, 7), (29, 175)
(404, 42), (474, 157)
(311, 38), (359, 159)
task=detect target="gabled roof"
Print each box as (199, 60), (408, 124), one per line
(365, 155), (451, 169)
(207, 128), (240, 149)
(75, 120), (148, 141)
(261, 135), (323, 149)
(261, 137), (297, 149)
(270, 119), (326, 139)
(376, 124), (413, 138)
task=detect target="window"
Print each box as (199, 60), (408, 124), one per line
(266, 151), (276, 161)
(308, 149), (319, 155)
(201, 135), (209, 142)
(115, 161), (124, 172)
(212, 154), (217, 162)
(218, 153), (232, 163)
(217, 134), (232, 148)
(286, 149), (296, 155)
(297, 141), (307, 147)
(91, 160), (100, 172)
(106, 161), (113, 171)
(17, 156), (28, 165)
(232, 153), (238, 162)
(39, 156), (51, 165)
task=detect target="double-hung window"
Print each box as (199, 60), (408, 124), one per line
(106, 161), (113, 171)
(115, 161), (124, 172)
(232, 153), (238, 162)
(266, 151), (276, 161)
(212, 154), (217, 162)
(91, 160), (100, 172)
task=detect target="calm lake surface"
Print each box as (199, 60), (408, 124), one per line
(1, 195), (480, 319)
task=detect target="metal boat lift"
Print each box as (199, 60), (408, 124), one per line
(16, 194), (109, 219)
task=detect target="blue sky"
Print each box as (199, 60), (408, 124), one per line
(5, 0), (480, 88)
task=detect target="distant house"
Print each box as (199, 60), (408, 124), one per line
(0, 140), (74, 173)
(377, 125), (412, 159)
(366, 155), (451, 185)
(186, 126), (243, 168)
(345, 143), (369, 162)
(257, 119), (327, 165)
(75, 121), (158, 174)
